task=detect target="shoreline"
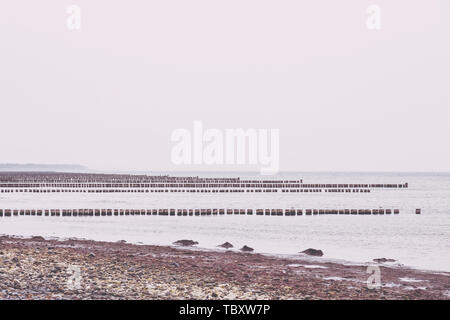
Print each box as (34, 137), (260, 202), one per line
(2, 232), (448, 275)
(1, 235), (449, 300)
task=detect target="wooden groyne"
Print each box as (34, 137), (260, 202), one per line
(0, 208), (400, 217)
(0, 183), (407, 190)
(0, 184), (407, 194)
(0, 172), (408, 193)
(0, 188), (375, 194)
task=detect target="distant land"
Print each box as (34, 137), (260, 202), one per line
(0, 164), (89, 172)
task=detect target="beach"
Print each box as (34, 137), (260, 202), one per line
(0, 235), (448, 300)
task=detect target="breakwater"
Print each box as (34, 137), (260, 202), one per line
(0, 208), (400, 217)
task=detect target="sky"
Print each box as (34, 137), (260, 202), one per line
(0, 1), (449, 173)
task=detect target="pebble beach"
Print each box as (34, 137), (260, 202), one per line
(0, 235), (449, 300)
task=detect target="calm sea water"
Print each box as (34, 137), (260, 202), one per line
(1, 172), (449, 272)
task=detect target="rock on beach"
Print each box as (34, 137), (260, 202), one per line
(301, 248), (324, 257)
(173, 240), (199, 246)
(240, 245), (254, 252)
(218, 242), (233, 249)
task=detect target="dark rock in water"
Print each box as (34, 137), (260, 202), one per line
(218, 242), (233, 249)
(117, 240), (127, 243)
(173, 240), (199, 246)
(373, 258), (396, 263)
(301, 248), (324, 257)
(240, 245), (254, 252)
(31, 236), (45, 241)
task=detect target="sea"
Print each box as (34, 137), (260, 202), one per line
(0, 172), (449, 273)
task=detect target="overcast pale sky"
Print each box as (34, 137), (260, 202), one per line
(0, 1), (449, 172)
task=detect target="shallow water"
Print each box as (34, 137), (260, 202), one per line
(0, 172), (449, 272)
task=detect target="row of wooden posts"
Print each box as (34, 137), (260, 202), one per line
(0, 183), (408, 189)
(0, 172), (292, 184)
(0, 208), (401, 217)
(0, 188), (372, 193)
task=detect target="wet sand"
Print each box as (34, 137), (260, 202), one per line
(0, 235), (449, 300)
